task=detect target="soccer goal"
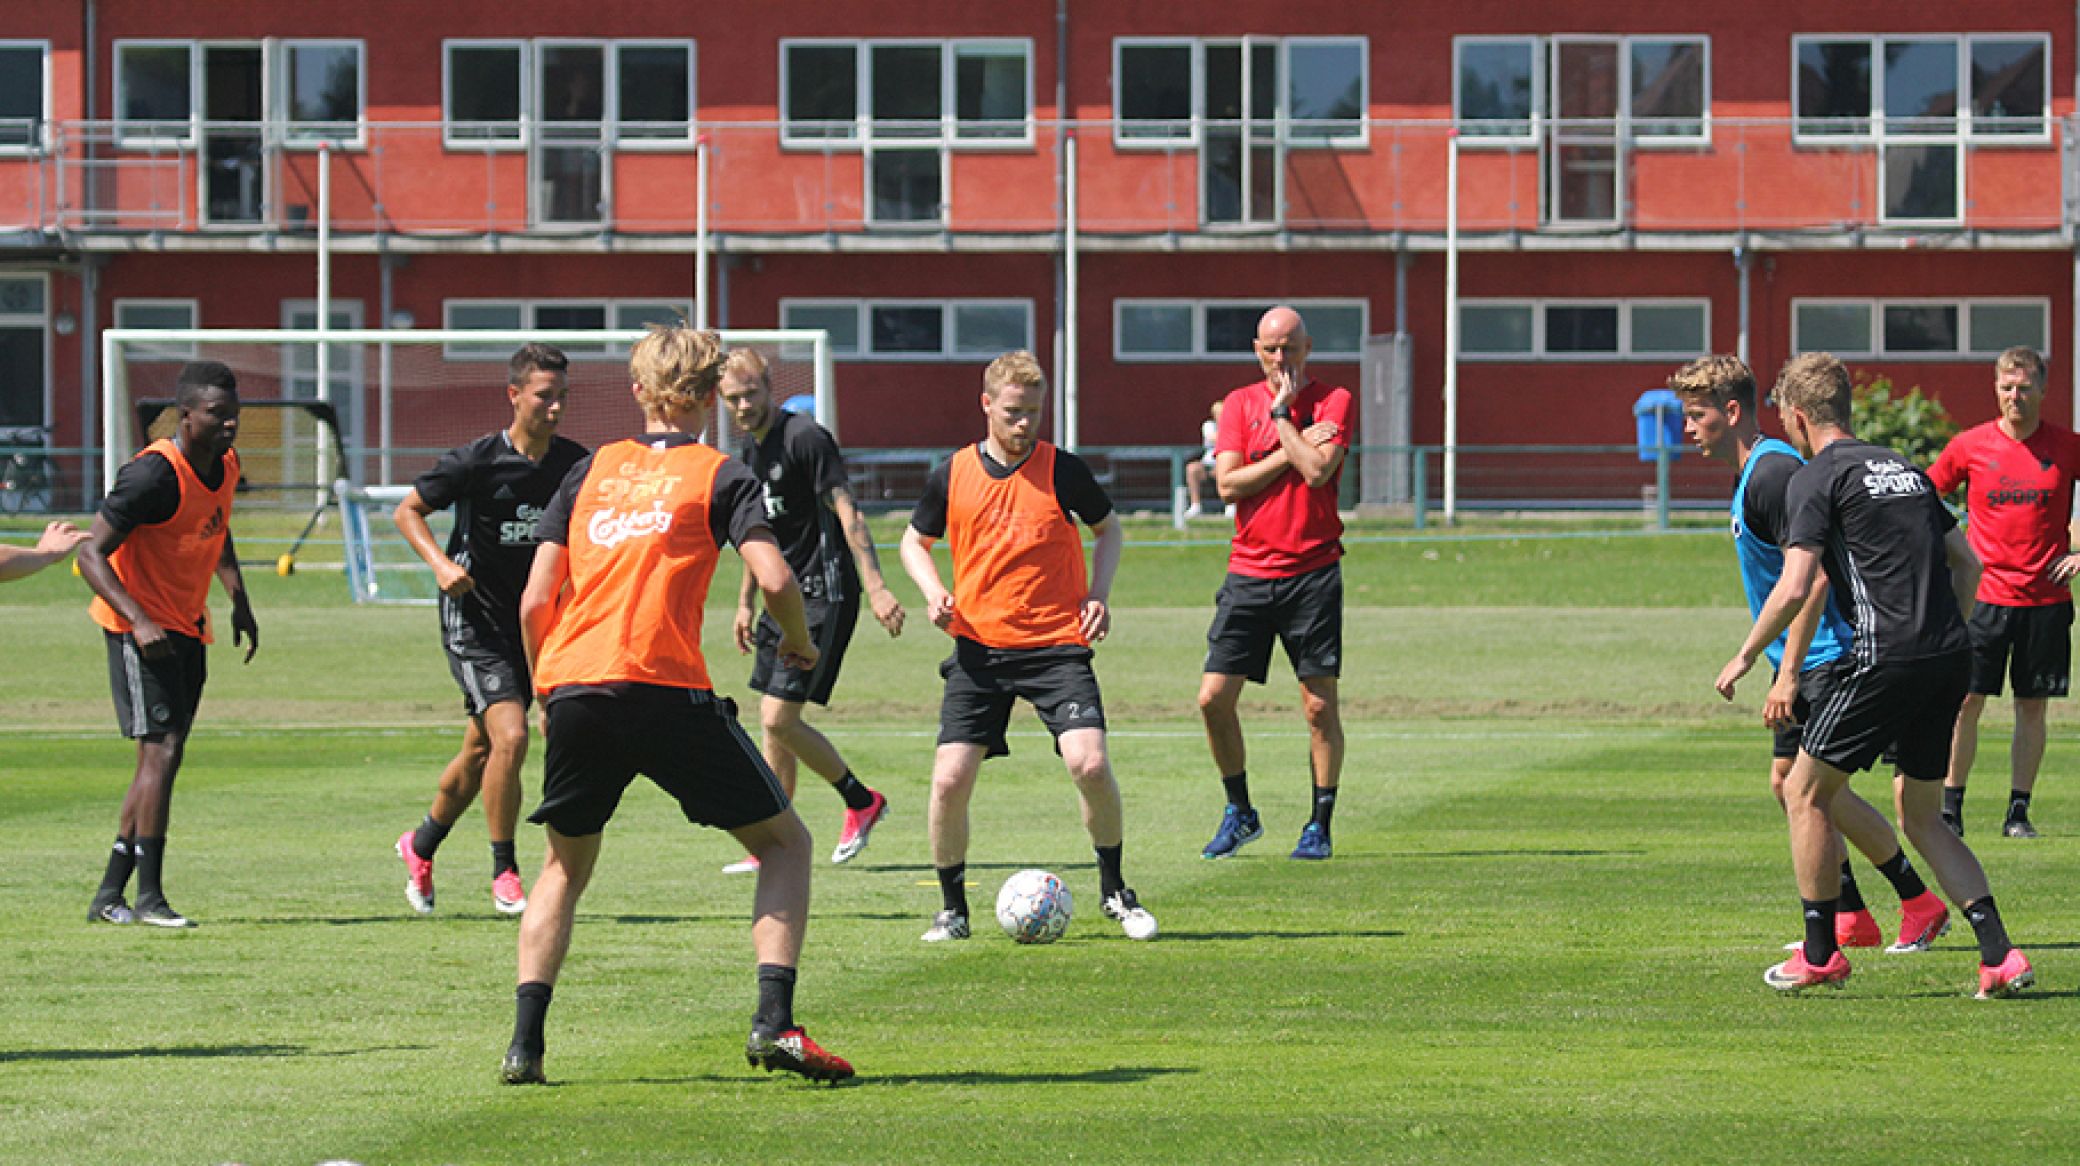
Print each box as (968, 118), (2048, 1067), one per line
(104, 326), (834, 599)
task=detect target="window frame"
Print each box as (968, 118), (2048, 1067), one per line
(780, 297), (1036, 362)
(1112, 36), (1371, 152)
(1791, 296), (2053, 359)
(113, 297), (201, 359)
(278, 38), (367, 150)
(779, 38), (1035, 151)
(1455, 298), (1711, 362)
(113, 39), (200, 149)
(1453, 34), (1710, 149)
(443, 39), (529, 150)
(1111, 298), (1371, 363)
(1790, 32), (2053, 147)
(0, 40), (52, 156)
(608, 39), (698, 150)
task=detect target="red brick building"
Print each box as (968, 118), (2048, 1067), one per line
(1, 2), (2072, 502)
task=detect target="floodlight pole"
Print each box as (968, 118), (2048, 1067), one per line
(1443, 131), (1460, 526)
(1063, 129), (1081, 453)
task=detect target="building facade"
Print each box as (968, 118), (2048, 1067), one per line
(2, 2), (2074, 504)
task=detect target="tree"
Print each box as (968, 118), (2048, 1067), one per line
(1851, 373), (1956, 470)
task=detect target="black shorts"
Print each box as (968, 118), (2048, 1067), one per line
(1203, 562), (1343, 684)
(532, 686), (790, 837)
(1966, 600), (2072, 699)
(106, 629), (207, 739)
(1800, 653), (1970, 781)
(447, 639), (532, 717)
(937, 640), (1106, 759)
(748, 593), (859, 707)
(1769, 665), (1820, 761)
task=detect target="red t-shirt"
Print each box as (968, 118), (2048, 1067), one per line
(1215, 378), (1353, 578)
(1927, 419), (2080, 607)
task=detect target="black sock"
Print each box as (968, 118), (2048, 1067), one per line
(491, 841), (518, 878)
(1836, 862), (1867, 914)
(96, 836), (136, 898)
(832, 772), (875, 812)
(1310, 787), (1338, 832)
(134, 836), (167, 903)
(1962, 896), (2015, 966)
(1094, 844), (1125, 899)
(1222, 772), (1251, 812)
(512, 981), (553, 1056)
(2007, 790), (2033, 824)
(1873, 849), (1930, 903)
(1943, 785), (1966, 820)
(412, 814), (452, 862)
(936, 864), (969, 917)
(754, 964), (797, 1035)
(1802, 898), (1838, 966)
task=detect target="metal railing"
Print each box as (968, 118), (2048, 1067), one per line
(3, 116), (2070, 240)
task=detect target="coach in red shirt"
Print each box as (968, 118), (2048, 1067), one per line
(1927, 346), (2080, 839)
(1196, 306), (1354, 862)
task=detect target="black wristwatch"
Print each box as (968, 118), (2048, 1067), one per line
(1269, 404), (1293, 422)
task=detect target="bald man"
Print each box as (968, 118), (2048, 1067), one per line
(1197, 307), (1354, 862)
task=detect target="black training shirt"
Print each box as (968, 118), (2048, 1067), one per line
(1742, 448), (1798, 548)
(1784, 438), (1969, 665)
(741, 411), (855, 600)
(909, 443), (1114, 539)
(101, 446), (229, 534)
(412, 431), (588, 650)
(535, 433), (769, 555)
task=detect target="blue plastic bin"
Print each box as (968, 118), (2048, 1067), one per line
(1633, 389), (1685, 463)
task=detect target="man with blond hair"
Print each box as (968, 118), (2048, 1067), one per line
(504, 324), (852, 1085)
(1926, 346), (2080, 839)
(899, 350), (1157, 943)
(1677, 354), (1950, 955)
(1719, 352), (2032, 998)
(717, 347), (902, 874)
(1198, 306), (1353, 861)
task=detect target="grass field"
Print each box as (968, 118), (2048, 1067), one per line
(3, 522), (2078, 1164)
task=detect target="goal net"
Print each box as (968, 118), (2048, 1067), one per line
(104, 327), (834, 602)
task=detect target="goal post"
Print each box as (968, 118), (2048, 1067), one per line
(105, 326), (833, 602)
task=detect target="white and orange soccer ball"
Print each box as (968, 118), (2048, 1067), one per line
(995, 869), (1073, 944)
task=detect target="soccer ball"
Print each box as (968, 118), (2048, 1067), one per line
(995, 869), (1073, 944)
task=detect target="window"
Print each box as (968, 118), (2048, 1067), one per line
(0, 41), (49, 153)
(0, 276), (48, 429)
(442, 40), (697, 150)
(1115, 37), (1368, 149)
(282, 300), (362, 402)
(443, 300), (524, 359)
(115, 42), (195, 143)
(116, 40), (365, 148)
(445, 41), (525, 145)
(1113, 300), (1369, 362)
(1454, 36), (1707, 145)
(1793, 298), (2050, 358)
(281, 41), (363, 146)
(1456, 300), (1708, 360)
(444, 299), (707, 360)
(1793, 34), (2050, 141)
(781, 39), (1033, 145)
(781, 299), (1034, 360)
(114, 299), (200, 360)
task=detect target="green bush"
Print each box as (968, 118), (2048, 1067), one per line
(1851, 373), (1957, 468)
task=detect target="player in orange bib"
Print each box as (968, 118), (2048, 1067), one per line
(78, 361), (258, 929)
(501, 325), (852, 1086)
(898, 350), (1158, 943)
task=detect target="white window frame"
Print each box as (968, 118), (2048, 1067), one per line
(1112, 36), (1370, 152)
(0, 40), (52, 156)
(1791, 296), (2053, 359)
(1790, 33), (2053, 147)
(441, 297), (527, 359)
(780, 297), (1036, 361)
(114, 297), (201, 359)
(0, 273), (53, 432)
(279, 298), (364, 401)
(1112, 298), (1370, 362)
(113, 39), (200, 148)
(443, 39), (529, 151)
(1456, 298), (1711, 361)
(780, 38), (1036, 150)
(609, 39), (698, 150)
(277, 39), (367, 150)
(1454, 35), (1710, 149)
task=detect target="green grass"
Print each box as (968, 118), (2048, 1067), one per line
(3, 530), (2078, 1164)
